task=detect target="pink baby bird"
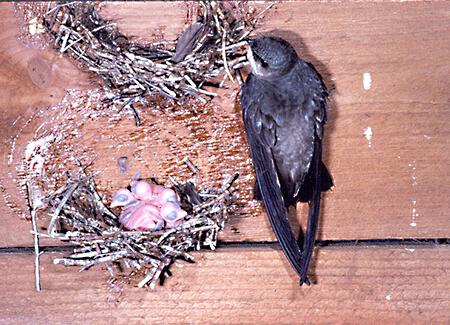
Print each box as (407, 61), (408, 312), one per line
(160, 202), (187, 228)
(120, 203), (164, 231)
(131, 179), (178, 206)
(110, 188), (136, 208)
(111, 175), (187, 231)
(130, 179), (154, 201)
(145, 187), (179, 207)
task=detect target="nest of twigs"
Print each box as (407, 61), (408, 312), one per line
(35, 159), (239, 289)
(42, 1), (273, 125)
(22, 0), (273, 291)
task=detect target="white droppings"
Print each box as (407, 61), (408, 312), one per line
(363, 72), (372, 90)
(411, 208), (418, 226)
(405, 248), (415, 252)
(386, 295), (391, 301)
(25, 135), (54, 159)
(424, 134), (431, 139)
(364, 126), (372, 147)
(364, 127), (372, 140)
(409, 161), (419, 226)
(25, 134), (55, 176)
(28, 17), (45, 35)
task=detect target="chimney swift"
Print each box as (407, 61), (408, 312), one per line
(240, 36), (333, 285)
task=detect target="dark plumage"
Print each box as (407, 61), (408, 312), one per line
(240, 36), (333, 285)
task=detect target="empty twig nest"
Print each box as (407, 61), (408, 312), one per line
(41, 1), (273, 125)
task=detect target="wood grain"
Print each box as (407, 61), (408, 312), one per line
(0, 2), (449, 323)
(1, 2), (448, 247)
(0, 247), (448, 324)
(258, 1), (450, 240)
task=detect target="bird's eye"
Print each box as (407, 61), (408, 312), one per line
(253, 51), (268, 68)
(117, 194), (129, 202)
(260, 58), (269, 68)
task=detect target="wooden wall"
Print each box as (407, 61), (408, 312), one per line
(0, 2), (448, 324)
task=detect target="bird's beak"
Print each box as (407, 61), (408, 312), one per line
(246, 46), (257, 72)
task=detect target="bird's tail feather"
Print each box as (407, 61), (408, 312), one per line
(299, 137), (323, 285)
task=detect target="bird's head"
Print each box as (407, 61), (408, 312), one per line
(110, 188), (136, 208)
(247, 36), (297, 80)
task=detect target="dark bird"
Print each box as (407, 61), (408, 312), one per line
(240, 36), (333, 285)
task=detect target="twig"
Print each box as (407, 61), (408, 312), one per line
(39, 159), (239, 289)
(183, 157), (201, 174)
(48, 182), (78, 234)
(39, 1), (271, 123)
(222, 30), (235, 83)
(26, 181), (41, 292)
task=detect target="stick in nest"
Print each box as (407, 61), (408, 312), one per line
(40, 159), (239, 289)
(40, 1), (273, 125)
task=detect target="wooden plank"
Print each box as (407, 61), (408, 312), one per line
(101, 1), (186, 42)
(0, 246), (448, 324)
(1, 3), (448, 324)
(0, 4), (89, 248)
(103, 1), (450, 240)
(255, 1), (450, 240)
(0, 1), (449, 249)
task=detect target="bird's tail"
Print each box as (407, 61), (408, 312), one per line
(299, 137), (324, 285)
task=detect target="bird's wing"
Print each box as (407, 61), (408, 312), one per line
(241, 75), (306, 282)
(298, 61), (330, 285)
(299, 135), (322, 285)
